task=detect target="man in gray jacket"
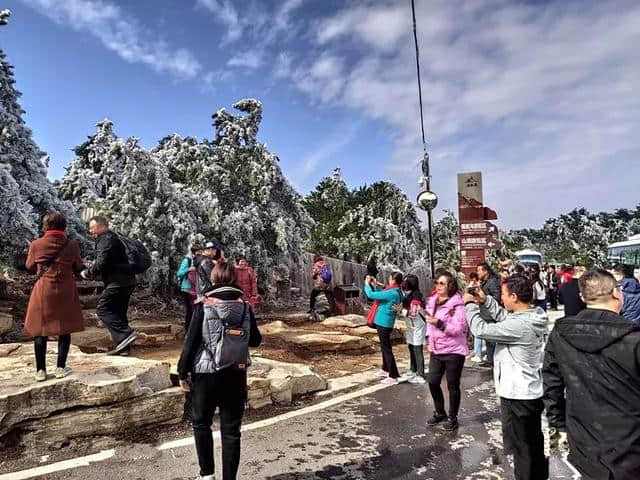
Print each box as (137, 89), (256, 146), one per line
(465, 274), (549, 480)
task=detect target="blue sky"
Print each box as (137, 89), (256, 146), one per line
(2, 0), (639, 229)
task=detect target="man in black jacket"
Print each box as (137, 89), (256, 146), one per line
(558, 266), (587, 316)
(543, 268), (640, 480)
(194, 241), (222, 296)
(82, 216), (136, 355)
(477, 262), (501, 366)
(545, 265), (560, 310)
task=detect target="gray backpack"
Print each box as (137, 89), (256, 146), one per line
(195, 300), (251, 373)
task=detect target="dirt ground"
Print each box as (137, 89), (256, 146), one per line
(135, 310), (412, 380)
(2, 272), (410, 380)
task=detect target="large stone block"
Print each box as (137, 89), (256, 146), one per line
(11, 387), (183, 451)
(321, 314), (368, 329)
(0, 311), (13, 336)
(260, 321), (373, 355)
(0, 343), (172, 440)
(247, 357), (327, 408)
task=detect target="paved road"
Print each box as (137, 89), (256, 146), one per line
(10, 365), (578, 480)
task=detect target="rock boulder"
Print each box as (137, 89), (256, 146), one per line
(260, 321), (372, 355)
(0, 343), (180, 452)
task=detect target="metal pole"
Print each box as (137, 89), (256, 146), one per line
(411, 0), (436, 278)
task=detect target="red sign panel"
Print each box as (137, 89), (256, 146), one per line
(461, 249), (486, 269)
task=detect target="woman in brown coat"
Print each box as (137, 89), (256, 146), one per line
(24, 212), (85, 381)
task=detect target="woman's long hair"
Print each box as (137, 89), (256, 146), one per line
(402, 274), (424, 308)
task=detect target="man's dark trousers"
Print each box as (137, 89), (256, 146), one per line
(97, 284), (135, 346)
(500, 397), (548, 480)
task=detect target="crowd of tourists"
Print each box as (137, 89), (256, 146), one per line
(20, 210), (640, 480)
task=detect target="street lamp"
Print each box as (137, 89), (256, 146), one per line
(417, 152), (437, 277)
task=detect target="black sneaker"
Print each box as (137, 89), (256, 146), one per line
(427, 413), (447, 426)
(443, 417), (459, 431)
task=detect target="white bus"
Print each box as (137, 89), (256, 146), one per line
(608, 234), (640, 267)
(515, 249), (543, 268)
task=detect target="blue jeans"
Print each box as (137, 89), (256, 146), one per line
(474, 337), (483, 357)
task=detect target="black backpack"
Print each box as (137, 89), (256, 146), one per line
(117, 233), (152, 274)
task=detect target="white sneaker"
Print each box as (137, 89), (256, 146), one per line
(408, 375), (426, 384)
(54, 367), (72, 378)
(471, 356), (482, 363)
(198, 475), (214, 480)
(399, 371), (416, 381)
(376, 369), (389, 378)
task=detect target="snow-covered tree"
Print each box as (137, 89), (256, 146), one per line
(304, 176), (427, 270)
(301, 168), (349, 257)
(0, 11), (82, 263)
(432, 210), (461, 272)
(107, 139), (212, 293)
(57, 119), (128, 207)
(58, 99), (311, 294)
(510, 206), (640, 266)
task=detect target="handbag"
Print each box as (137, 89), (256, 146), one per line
(34, 239), (70, 283)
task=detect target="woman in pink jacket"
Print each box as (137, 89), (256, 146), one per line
(424, 271), (469, 431)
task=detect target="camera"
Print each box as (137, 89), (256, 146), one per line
(466, 286), (478, 295)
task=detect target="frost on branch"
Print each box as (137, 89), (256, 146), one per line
(58, 99), (310, 294)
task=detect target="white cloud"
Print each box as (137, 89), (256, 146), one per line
(23, 0), (201, 78)
(227, 50), (264, 69)
(285, 0), (640, 228)
(292, 55), (346, 103)
(315, 1), (407, 52)
(299, 120), (362, 180)
(274, 52), (293, 79)
(195, 0), (243, 43)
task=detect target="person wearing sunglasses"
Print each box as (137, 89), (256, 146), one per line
(424, 271), (469, 431)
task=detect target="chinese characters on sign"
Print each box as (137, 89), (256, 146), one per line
(457, 172), (500, 276)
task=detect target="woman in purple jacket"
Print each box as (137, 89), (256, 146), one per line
(424, 271), (469, 431)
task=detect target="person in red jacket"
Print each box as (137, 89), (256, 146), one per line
(235, 256), (259, 309)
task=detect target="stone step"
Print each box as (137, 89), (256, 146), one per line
(71, 325), (181, 353)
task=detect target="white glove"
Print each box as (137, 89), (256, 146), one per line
(80, 270), (90, 280)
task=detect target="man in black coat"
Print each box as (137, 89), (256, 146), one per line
(543, 268), (640, 480)
(545, 265), (560, 310)
(477, 262), (501, 366)
(558, 266), (587, 316)
(194, 241), (223, 297)
(82, 216), (136, 355)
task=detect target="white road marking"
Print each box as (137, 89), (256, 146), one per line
(0, 449), (115, 480)
(1, 379), (392, 479)
(158, 380), (390, 450)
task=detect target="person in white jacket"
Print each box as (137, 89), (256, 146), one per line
(464, 274), (549, 480)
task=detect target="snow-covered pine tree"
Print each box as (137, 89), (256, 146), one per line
(301, 168), (349, 258)
(58, 119), (128, 208)
(107, 138), (211, 293)
(0, 10), (82, 263)
(211, 100), (312, 287)
(431, 210), (461, 272)
(154, 99), (312, 289)
(304, 173), (428, 270)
